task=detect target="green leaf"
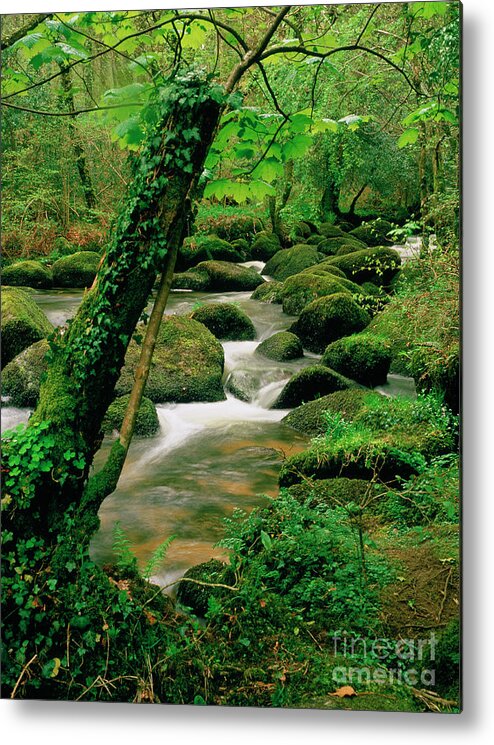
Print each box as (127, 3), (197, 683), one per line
(252, 157), (284, 182)
(413, 1), (449, 19)
(282, 133), (313, 161)
(260, 530), (272, 551)
(398, 128), (420, 148)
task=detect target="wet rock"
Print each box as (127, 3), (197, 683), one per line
(2, 339), (49, 406)
(52, 250), (101, 288)
(279, 273), (351, 315)
(321, 332), (392, 387)
(290, 293), (371, 353)
(272, 364), (356, 409)
(102, 394), (160, 437)
(2, 260), (53, 289)
(263, 244), (322, 281)
(191, 302), (256, 341)
(1, 287), (53, 367)
(255, 331), (303, 361)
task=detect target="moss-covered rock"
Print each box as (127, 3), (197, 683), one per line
(287, 477), (374, 509)
(255, 331), (303, 361)
(189, 261), (265, 291)
(300, 264), (347, 280)
(305, 234), (326, 246)
(318, 223), (347, 238)
(2, 260), (53, 289)
(322, 246), (401, 286)
(176, 559), (233, 616)
(52, 250), (101, 287)
(290, 293), (371, 353)
(317, 236), (367, 257)
(191, 302), (256, 341)
(293, 220), (312, 239)
(2, 339), (49, 406)
(102, 395), (159, 437)
(263, 245), (322, 281)
(231, 238), (250, 254)
(250, 280), (283, 303)
(172, 270), (210, 291)
(279, 273), (351, 315)
(272, 364), (356, 409)
(282, 389), (383, 436)
(349, 218), (393, 246)
(321, 333), (392, 387)
(1, 287), (53, 367)
(177, 235), (244, 270)
(250, 231), (281, 261)
(116, 315), (225, 403)
(334, 243), (365, 256)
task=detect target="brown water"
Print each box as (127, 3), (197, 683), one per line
(4, 264), (416, 589)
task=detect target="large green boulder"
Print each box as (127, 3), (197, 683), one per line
(290, 293), (371, 353)
(172, 270), (210, 291)
(282, 389), (383, 436)
(349, 218), (393, 247)
(300, 264), (347, 280)
(177, 235), (244, 271)
(1, 287), (53, 367)
(255, 331), (303, 361)
(279, 273), (350, 315)
(2, 260), (53, 289)
(175, 261), (265, 292)
(263, 245), (322, 281)
(321, 332), (392, 387)
(2, 339), (49, 406)
(317, 236), (367, 257)
(191, 302), (256, 341)
(52, 250), (101, 287)
(250, 231), (281, 261)
(272, 365), (355, 409)
(250, 280), (283, 303)
(116, 315), (225, 403)
(321, 247), (401, 286)
(318, 223), (347, 238)
(102, 395), (159, 437)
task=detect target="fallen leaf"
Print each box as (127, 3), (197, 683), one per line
(330, 685), (357, 698)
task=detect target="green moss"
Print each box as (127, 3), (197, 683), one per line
(177, 235), (244, 270)
(349, 218), (393, 246)
(263, 245), (322, 281)
(293, 220), (312, 238)
(318, 223), (347, 238)
(52, 251), (101, 288)
(290, 293), (371, 353)
(317, 236), (367, 257)
(2, 260), (53, 289)
(231, 238), (250, 253)
(255, 331), (303, 361)
(321, 333), (392, 387)
(116, 315), (225, 403)
(305, 234), (326, 246)
(279, 273), (350, 315)
(2, 339), (49, 407)
(322, 247), (401, 286)
(1, 287), (54, 367)
(191, 302), (256, 341)
(250, 280), (282, 303)
(172, 270), (210, 291)
(282, 389), (383, 436)
(176, 559), (233, 616)
(102, 395), (159, 437)
(189, 260), (265, 291)
(250, 232), (281, 261)
(300, 264), (347, 280)
(272, 364), (356, 409)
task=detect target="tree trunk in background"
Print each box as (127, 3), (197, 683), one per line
(60, 65), (97, 211)
(347, 183), (368, 218)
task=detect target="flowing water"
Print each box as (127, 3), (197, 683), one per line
(3, 261), (416, 589)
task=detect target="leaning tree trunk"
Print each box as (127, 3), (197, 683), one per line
(6, 75), (224, 550)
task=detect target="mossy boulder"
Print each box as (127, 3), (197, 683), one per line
(116, 315), (225, 403)
(305, 234), (326, 246)
(300, 264), (347, 280)
(1, 287), (53, 367)
(250, 280), (283, 303)
(2, 260), (53, 289)
(317, 236), (367, 257)
(287, 477), (374, 510)
(282, 389), (383, 436)
(231, 238), (250, 254)
(176, 559), (232, 616)
(255, 331), (303, 361)
(177, 235), (244, 271)
(172, 270), (210, 291)
(279, 273), (351, 315)
(191, 302), (256, 341)
(188, 261), (265, 292)
(318, 223), (347, 238)
(321, 333), (392, 387)
(349, 218), (393, 247)
(290, 293), (371, 353)
(272, 364), (356, 409)
(250, 231), (281, 261)
(322, 247), (401, 286)
(263, 245), (322, 281)
(102, 395), (159, 437)
(52, 250), (101, 287)
(2, 339), (49, 406)
(293, 220), (312, 239)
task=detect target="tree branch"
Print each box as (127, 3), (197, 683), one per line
(0, 13), (52, 50)
(1, 100), (141, 117)
(356, 3), (381, 46)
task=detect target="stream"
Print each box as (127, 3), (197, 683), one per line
(2, 261), (416, 590)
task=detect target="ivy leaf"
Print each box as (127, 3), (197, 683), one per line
(398, 128), (420, 148)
